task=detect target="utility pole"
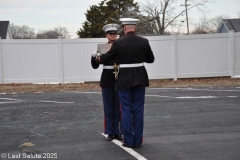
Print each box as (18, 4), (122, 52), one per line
(185, 0), (189, 34)
(181, 0), (191, 34)
(178, 21), (185, 34)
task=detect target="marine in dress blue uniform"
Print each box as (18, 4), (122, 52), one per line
(91, 24), (122, 141)
(98, 18), (155, 148)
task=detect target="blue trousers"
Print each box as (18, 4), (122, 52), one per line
(102, 87), (121, 135)
(118, 84), (145, 147)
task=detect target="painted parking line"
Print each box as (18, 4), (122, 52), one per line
(0, 98), (26, 104)
(102, 133), (147, 160)
(0, 98), (75, 104)
(145, 95), (173, 98)
(146, 95), (219, 99)
(149, 87), (240, 92)
(175, 96), (218, 99)
(145, 95), (238, 99)
(0, 98), (18, 101)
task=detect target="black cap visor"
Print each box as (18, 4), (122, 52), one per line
(106, 30), (117, 34)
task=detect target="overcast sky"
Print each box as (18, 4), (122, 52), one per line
(0, 0), (239, 38)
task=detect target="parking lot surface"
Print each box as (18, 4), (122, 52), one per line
(0, 86), (240, 160)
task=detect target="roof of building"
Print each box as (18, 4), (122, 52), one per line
(222, 19), (240, 32)
(0, 21), (10, 39)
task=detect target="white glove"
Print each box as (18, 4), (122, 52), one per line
(92, 51), (99, 57)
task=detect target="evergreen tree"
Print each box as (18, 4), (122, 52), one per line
(105, 0), (140, 23)
(77, 1), (107, 38)
(105, 0), (143, 36)
(77, 0), (154, 38)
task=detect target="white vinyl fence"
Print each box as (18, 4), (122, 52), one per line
(0, 31), (239, 84)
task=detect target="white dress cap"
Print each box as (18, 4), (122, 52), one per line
(102, 24), (120, 33)
(119, 18), (139, 25)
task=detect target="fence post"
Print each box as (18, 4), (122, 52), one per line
(58, 36), (64, 83)
(0, 37), (3, 84)
(229, 30), (235, 78)
(173, 33), (178, 81)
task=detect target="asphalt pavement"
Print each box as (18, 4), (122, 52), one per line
(0, 86), (240, 160)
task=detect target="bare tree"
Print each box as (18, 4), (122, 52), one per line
(208, 16), (226, 33)
(36, 26), (70, 39)
(36, 30), (59, 39)
(11, 24), (35, 39)
(191, 16), (210, 34)
(139, 0), (215, 34)
(117, 5), (155, 35)
(136, 16), (155, 34)
(53, 26), (71, 39)
(108, 2), (154, 35)
(192, 15), (231, 34)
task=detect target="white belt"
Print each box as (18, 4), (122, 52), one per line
(103, 65), (114, 69)
(119, 63), (144, 68)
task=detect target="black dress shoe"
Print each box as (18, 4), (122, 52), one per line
(107, 134), (113, 141)
(134, 144), (142, 148)
(114, 134), (123, 140)
(122, 143), (134, 148)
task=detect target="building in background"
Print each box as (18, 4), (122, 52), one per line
(0, 21), (13, 39)
(218, 19), (240, 33)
